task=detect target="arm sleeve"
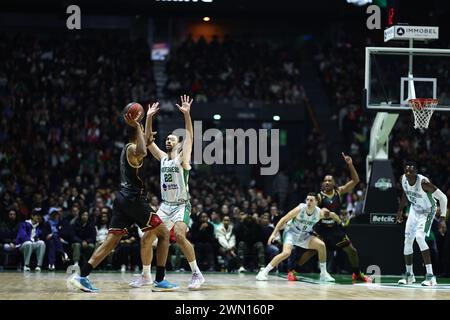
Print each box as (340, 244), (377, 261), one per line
(433, 189), (448, 218)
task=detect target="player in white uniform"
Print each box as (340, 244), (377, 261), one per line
(256, 193), (338, 282)
(146, 95), (205, 289)
(396, 162), (447, 286)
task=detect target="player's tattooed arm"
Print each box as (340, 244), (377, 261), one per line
(319, 208), (331, 220)
(268, 206), (300, 245)
(338, 152), (360, 195)
(329, 212), (342, 225)
(145, 102), (167, 161)
(397, 175), (407, 223)
(177, 95), (193, 170)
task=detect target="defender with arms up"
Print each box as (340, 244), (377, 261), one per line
(146, 95), (205, 290)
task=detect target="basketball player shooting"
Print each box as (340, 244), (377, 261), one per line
(69, 104), (178, 292)
(396, 161), (448, 286)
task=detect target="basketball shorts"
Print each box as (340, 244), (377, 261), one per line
(283, 230), (313, 249)
(157, 201), (192, 230)
(405, 206), (435, 240)
(109, 191), (162, 235)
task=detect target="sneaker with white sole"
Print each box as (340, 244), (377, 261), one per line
(62, 252), (69, 263)
(398, 272), (416, 285)
(421, 274), (437, 286)
(69, 274), (99, 292)
(129, 275), (153, 288)
(24, 266), (31, 272)
(48, 264), (55, 271)
(256, 271), (268, 281)
(152, 279), (179, 292)
(320, 272), (335, 282)
(238, 266), (247, 273)
(188, 272), (205, 290)
(34, 266), (41, 272)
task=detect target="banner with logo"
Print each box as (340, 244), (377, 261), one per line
(369, 213), (397, 224)
(363, 159), (398, 216)
(384, 25), (439, 42)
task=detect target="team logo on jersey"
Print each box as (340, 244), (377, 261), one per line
(374, 178), (392, 191)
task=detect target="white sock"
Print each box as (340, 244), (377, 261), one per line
(189, 260), (200, 274)
(262, 264), (274, 275)
(406, 264), (413, 274)
(425, 264), (433, 275)
(319, 262), (327, 274)
(143, 265), (151, 278)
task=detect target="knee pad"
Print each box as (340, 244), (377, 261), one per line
(403, 236), (414, 255)
(416, 233), (429, 252)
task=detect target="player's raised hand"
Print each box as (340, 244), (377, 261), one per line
(124, 111), (142, 128)
(342, 152), (353, 165)
(147, 102), (159, 118)
(176, 94), (193, 115)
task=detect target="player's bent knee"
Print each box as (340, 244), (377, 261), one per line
(281, 250), (291, 258)
(416, 235), (429, 251)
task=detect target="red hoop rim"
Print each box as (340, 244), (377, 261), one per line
(408, 98), (438, 110)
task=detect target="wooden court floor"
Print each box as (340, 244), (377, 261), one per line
(1, 271), (450, 300)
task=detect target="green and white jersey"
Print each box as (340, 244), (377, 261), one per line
(402, 174), (436, 213)
(160, 154), (190, 203)
(286, 203), (321, 235)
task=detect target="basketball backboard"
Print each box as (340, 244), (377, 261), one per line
(364, 47), (450, 112)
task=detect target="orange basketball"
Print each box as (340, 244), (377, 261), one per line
(126, 102), (144, 122)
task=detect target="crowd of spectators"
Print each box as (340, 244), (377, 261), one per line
(163, 35), (307, 105)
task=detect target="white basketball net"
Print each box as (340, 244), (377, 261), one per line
(408, 98), (438, 129)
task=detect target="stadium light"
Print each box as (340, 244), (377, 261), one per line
(273, 115), (280, 121)
(203, 16), (211, 22)
(213, 114), (221, 120)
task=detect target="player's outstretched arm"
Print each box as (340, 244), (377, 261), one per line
(338, 152), (360, 195)
(268, 206), (300, 245)
(124, 112), (147, 161)
(422, 180), (448, 220)
(177, 95), (193, 170)
(144, 102), (167, 161)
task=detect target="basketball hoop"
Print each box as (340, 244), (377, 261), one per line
(408, 98), (438, 129)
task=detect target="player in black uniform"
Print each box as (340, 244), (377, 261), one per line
(288, 153), (370, 282)
(69, 103), (178, 292)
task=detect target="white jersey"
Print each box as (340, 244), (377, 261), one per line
(286, 203), (321, 235)
(160, 154), (190, 203)
(401, 174), (436, 213)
